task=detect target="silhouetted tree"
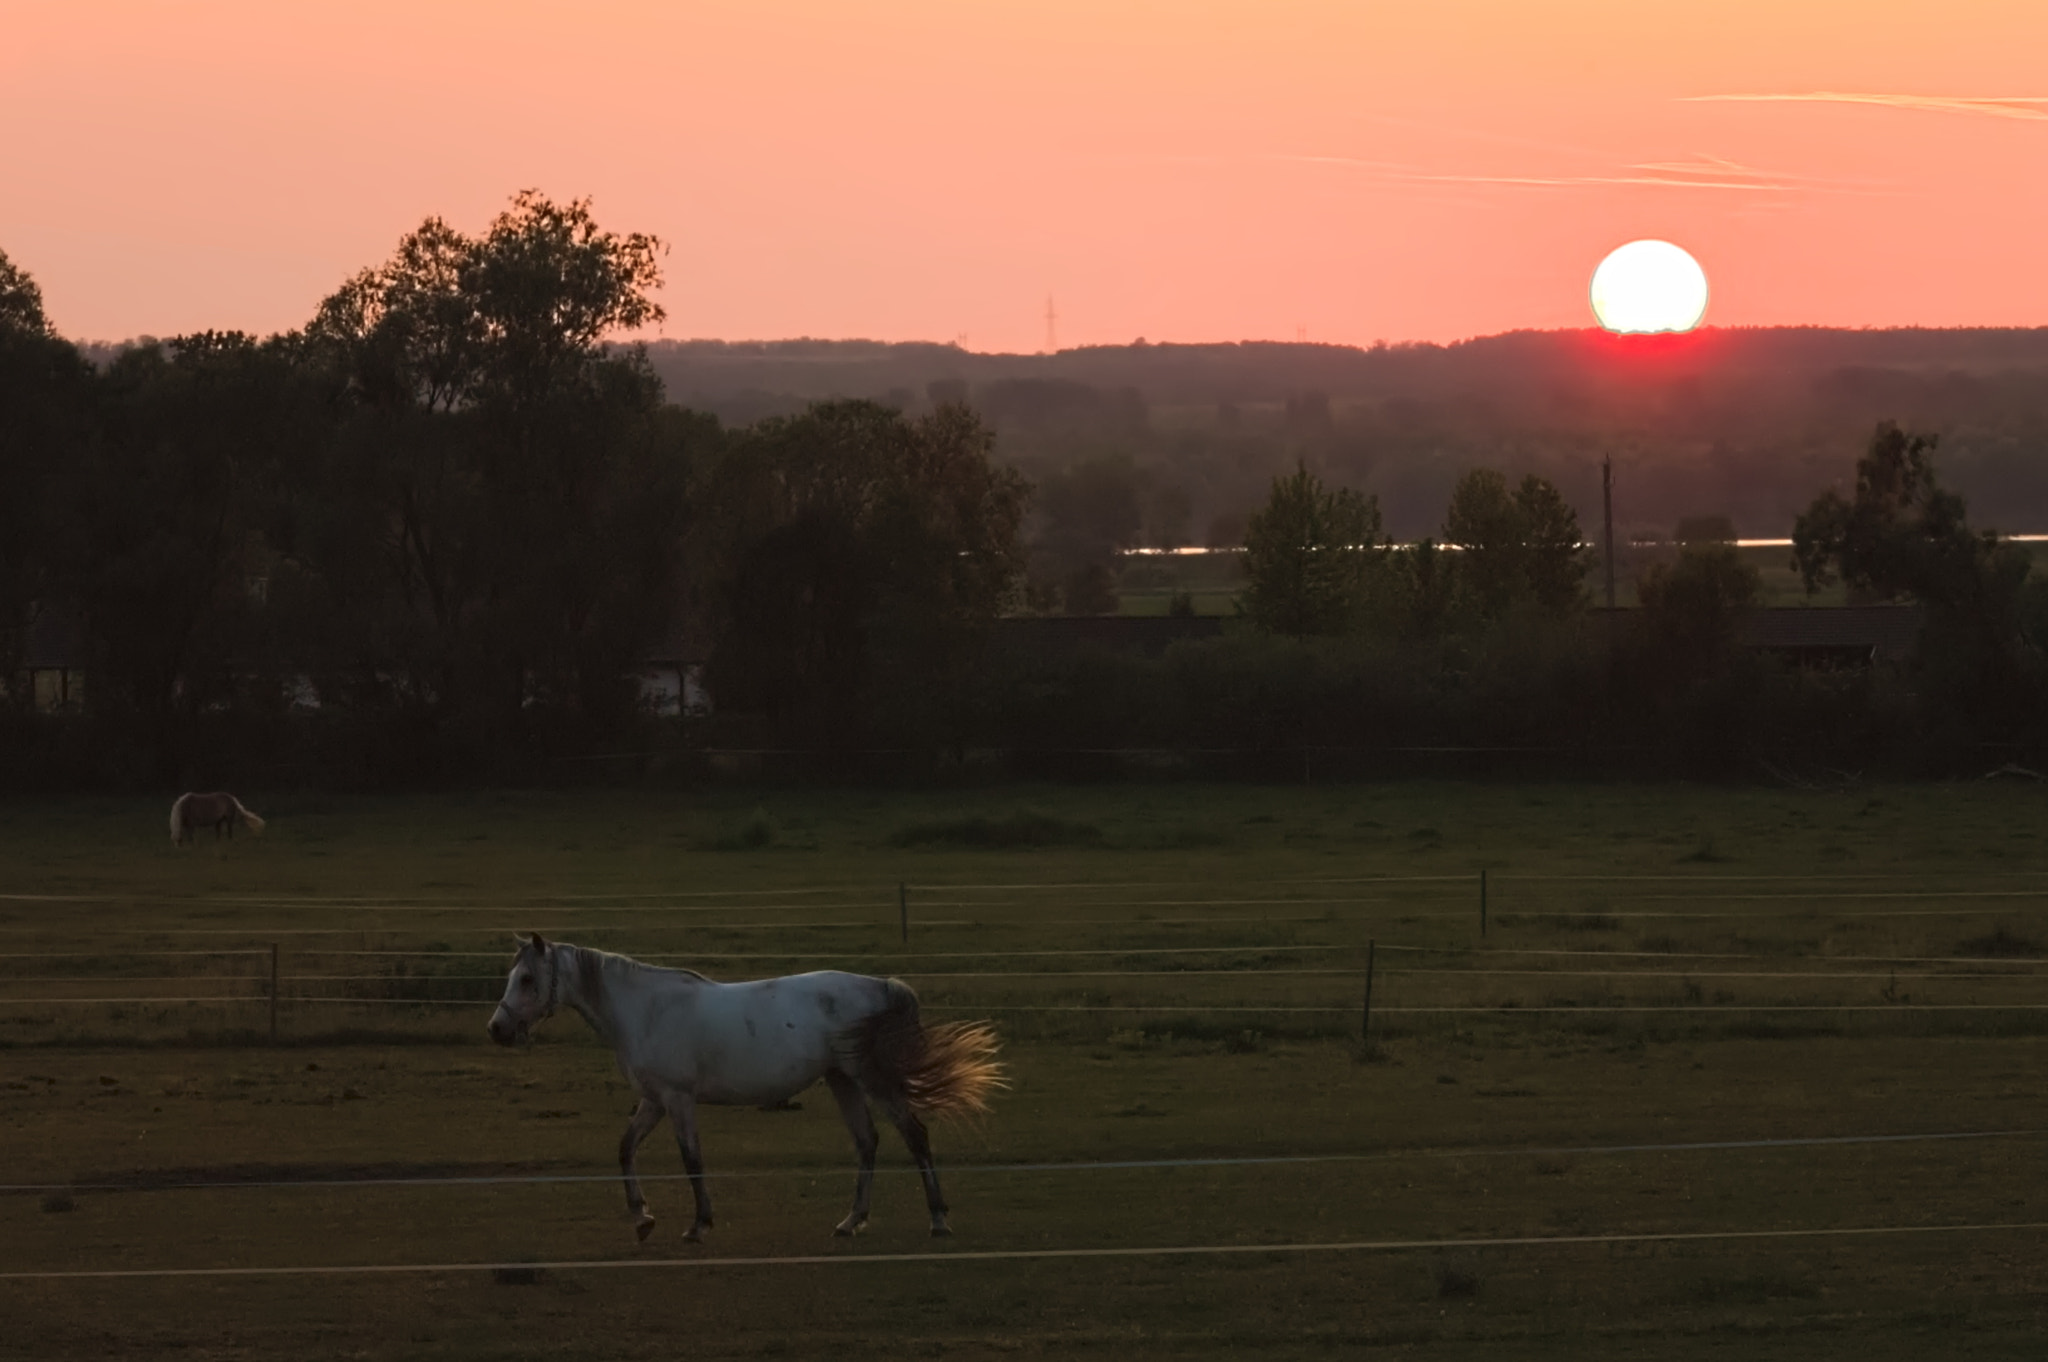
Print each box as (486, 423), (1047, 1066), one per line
(45, 334), (315, 774)
(0, 248), (51, 337)
(0, 251), (91, 697)
(1793, 420), (2034, 731)
(309, 191), (665, 415)
(1241, 464), (1383, 636)
(1791, 421), (2023, 611)
(1636, 543), (1761, 682)
(707, 400), (1028, 740)
(1032, 456), (1142, 613)
(1443, 469), (1588, 616)
(285, 192), (687, 752)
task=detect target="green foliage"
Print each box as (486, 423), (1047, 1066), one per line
(1240, 464), (1383, 636)
(706, 400), (1028, 741)
(1636, 543), (1762, 682)
(1793, 421), (2035, 730)
(1381, 538), (1458, 639)
(1442, 469), (1588, 616)
(1031, 455), (1142, 614)
(1791, 422), (2016, 609)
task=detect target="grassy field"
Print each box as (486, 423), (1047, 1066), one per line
(3, 781), (2048, 1358)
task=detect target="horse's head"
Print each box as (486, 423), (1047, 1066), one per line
(487, 933), (556, 1046)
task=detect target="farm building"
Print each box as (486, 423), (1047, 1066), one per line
(6, 603), (88, 712)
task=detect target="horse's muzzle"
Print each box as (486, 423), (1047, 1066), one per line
(486, 1009), (525, 1046)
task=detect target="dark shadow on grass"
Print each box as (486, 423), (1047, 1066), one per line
(11, 1158), (595, 1197)
(887, 812), (1103, 850)
(1956, 926), (2045, 958)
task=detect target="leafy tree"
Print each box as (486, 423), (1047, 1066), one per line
(0, 248), (51, 336)
(1636, 543), (1761, 681)
(1240, 464), (1383, 636)
(45, 334), (318, 772)
(1383, 538), (1457, 639)
(1031, 456), (1142, 614)
(1793, 420), (2034, 730)
(308, 190), (665, 415)
(707, 400), (1028, 740)
(1442, 469), (1587, 616)
(1791, 421), (2023, 612)
(0, 251), (91, 698)
(286, 192), (686, 752)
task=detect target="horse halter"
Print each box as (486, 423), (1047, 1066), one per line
(536, 945), (563, 1020)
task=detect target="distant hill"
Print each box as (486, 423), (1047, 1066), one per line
(641, 328), (2048, 542)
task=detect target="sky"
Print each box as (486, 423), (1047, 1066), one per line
(5, 0), (2046, 350)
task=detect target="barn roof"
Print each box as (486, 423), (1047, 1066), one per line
(1738, 605), (1925, 663)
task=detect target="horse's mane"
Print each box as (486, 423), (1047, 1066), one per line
(548, 942), (712, 987)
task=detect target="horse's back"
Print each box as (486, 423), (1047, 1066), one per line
(633, 971), (893, 1105)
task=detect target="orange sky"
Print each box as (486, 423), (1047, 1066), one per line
(6, 1), (2046, 349)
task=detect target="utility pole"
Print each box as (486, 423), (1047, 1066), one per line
(1602, 456), (1617, 611)
(1044, 294), (1057, 354)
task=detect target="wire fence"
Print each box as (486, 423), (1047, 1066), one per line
(7, 1219), (2048, 1282)
(7, 1127), (2038, 1196)
(6, 869), (2048, 1037)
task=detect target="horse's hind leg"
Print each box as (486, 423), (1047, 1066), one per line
(667, 1092), (715, 1241)
(618, 1097), (664, 1242)
(825, 1069), (878, 1236)
(881, 1099), (951, 1237)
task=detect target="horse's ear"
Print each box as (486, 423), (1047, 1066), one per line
(528, 932), (548, 952)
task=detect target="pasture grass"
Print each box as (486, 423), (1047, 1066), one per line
(3, 780), (2048, 1357)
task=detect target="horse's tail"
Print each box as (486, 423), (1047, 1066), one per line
(169, 794), (189, 845)
(234, 798), (266, 835)
(853, 979), (1007, 1120)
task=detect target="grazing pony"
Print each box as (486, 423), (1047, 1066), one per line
(488, 934), (1005, 1242)
(169, 792), (266, 845)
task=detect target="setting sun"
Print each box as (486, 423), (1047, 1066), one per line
(1589, 240), (1710, 334)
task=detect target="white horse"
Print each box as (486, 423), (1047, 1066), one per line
(169, 792), (265, 845)
(487, 934), (1005, 1241)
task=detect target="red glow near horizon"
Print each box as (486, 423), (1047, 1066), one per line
(5, 1), (2047, 349)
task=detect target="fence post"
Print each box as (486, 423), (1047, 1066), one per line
(1361, 939), (1376, 1044)
(268, 943), (279, 1044)
(899, 882), (908, 943)
(1480, 869), (1488, 937)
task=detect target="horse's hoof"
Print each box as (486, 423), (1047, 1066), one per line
(634, 1217), (656, 1243)
(930, 1222), (953, 1238)
(834, 1219), (867, 1238)
(683, 1222), (711, 1243)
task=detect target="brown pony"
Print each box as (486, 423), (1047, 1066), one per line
(169, 792), (266, 845)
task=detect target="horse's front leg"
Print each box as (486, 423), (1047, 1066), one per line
(618, 1096), (665, 1242)
(825, 1070), (878, 1236)
(669, 1091), (715, 1241)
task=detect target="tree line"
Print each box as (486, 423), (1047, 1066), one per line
(0, 196), (1026, 785)
(5, 195), (2046, 787)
